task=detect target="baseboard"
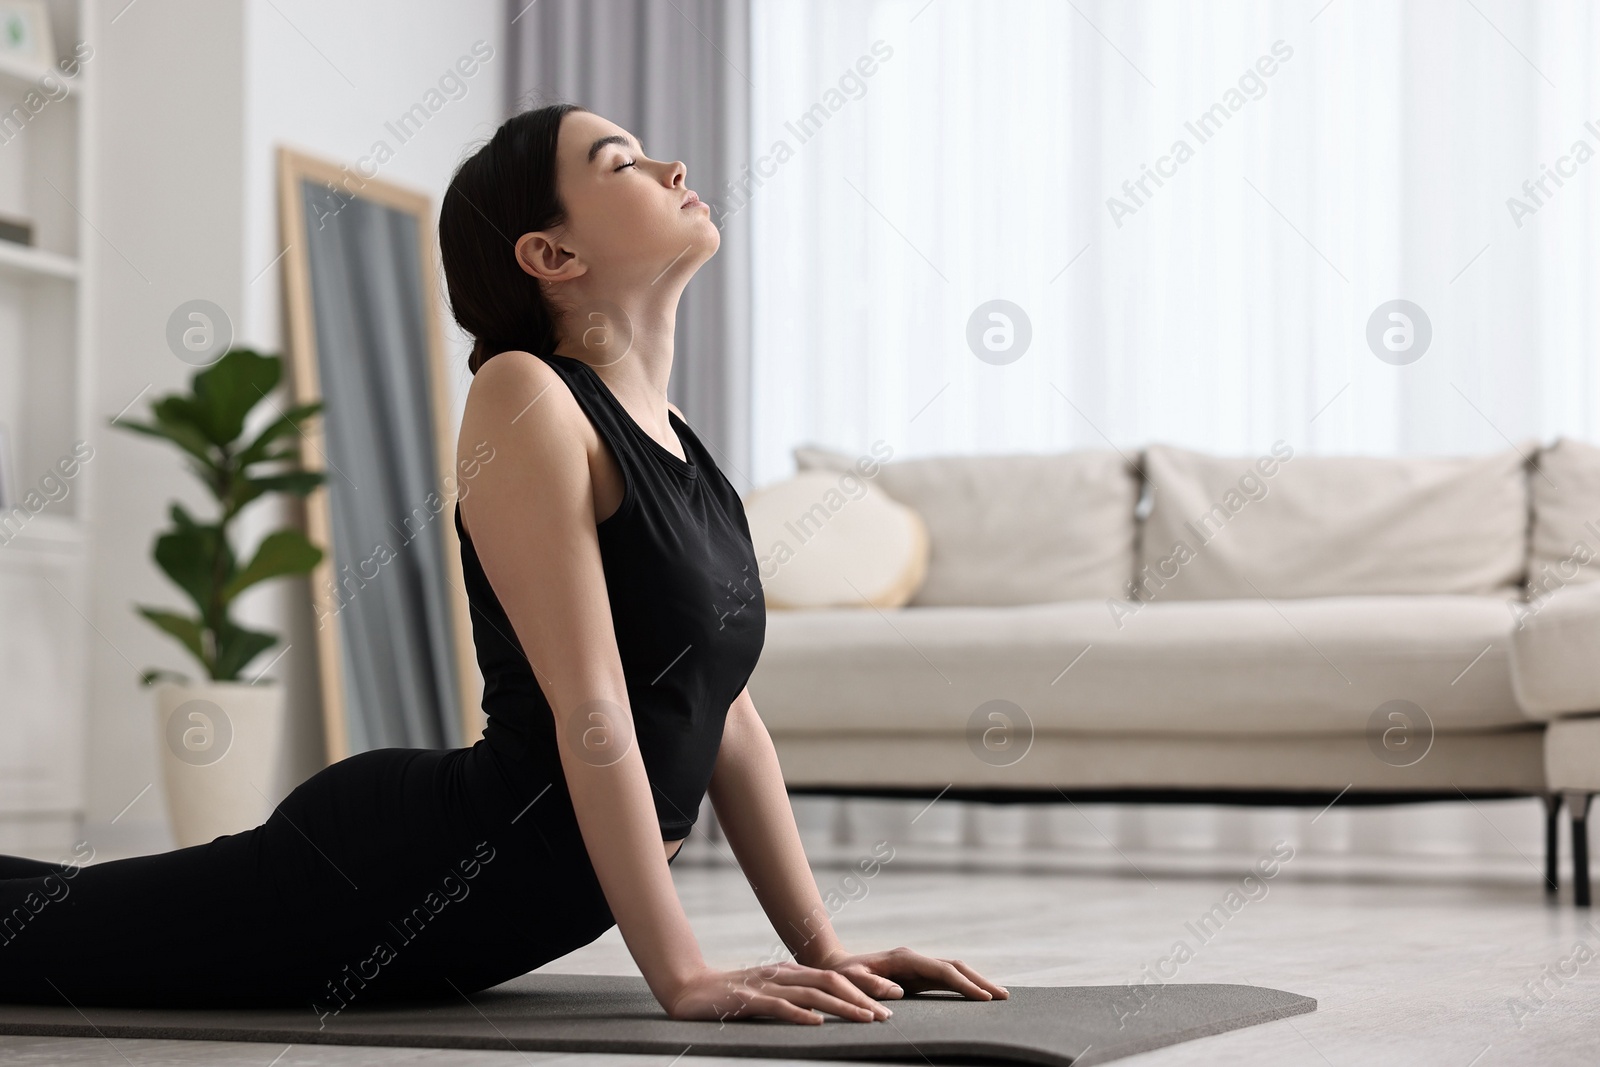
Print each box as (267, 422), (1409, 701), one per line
(880, 839), (1531, 885)
(674, 831), (1547, 889)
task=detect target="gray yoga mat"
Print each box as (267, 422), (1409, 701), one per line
(0, 973), (1315, 1066)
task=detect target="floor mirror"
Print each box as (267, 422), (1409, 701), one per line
(277, 146), (483, 763)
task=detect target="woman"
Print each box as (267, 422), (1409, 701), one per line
(0, 103), (1007, 1025)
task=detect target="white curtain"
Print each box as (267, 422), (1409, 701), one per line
(747, 0), (1600, 874)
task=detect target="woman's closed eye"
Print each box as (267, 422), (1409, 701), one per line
(614, 158), (637, 172)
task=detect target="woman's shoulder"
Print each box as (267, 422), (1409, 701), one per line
(457, 350), (599, 527)
(462, 350), (585, 434)
(468, 347), (559, 394)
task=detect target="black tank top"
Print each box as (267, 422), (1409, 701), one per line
(454, 351), (766, 840)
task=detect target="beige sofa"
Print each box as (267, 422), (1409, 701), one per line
(745, 437), (1600, 905)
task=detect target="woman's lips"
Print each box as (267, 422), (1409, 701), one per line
(681, 191), (703, 209)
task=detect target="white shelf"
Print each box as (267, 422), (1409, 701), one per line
(0, 62), (83, 100)
(0, 511), (86, 557)
(0, 240), (78, 281)
(0, 0), (91, 845)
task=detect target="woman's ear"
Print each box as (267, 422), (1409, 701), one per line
(515, 230), (586, 283)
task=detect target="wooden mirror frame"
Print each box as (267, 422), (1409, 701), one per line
(276, 145), (483, 764)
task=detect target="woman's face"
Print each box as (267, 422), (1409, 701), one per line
(527, 109), (718, 288)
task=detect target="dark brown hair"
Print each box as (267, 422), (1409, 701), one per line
(439, 102), (588, 375)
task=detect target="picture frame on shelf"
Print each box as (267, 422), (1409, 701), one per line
(0, 1), (54, 81)
(0, 212), (32, 247)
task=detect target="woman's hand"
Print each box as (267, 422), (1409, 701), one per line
(666, 962), (895, 1024)
(810, 946), (1010, 1001)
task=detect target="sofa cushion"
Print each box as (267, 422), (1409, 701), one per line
(742, 470), (929, 609)
(747, 594), (1527, 736)
(1138, 441), (1533, 600)
(1530, 436), (1600, 593)
(793, 444), (1139, 607)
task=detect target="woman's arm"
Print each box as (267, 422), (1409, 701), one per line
(708, 685), (1011, 1002)
(460, 353), (889, 1024)
(708, 687), (851, 967)
(463, 353), (703, 1008)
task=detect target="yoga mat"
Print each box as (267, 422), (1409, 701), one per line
(0, 973), (1315, 1066)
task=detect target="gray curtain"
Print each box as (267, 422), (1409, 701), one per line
(505, 0), (754, 492)
(300, 180), (460, 752)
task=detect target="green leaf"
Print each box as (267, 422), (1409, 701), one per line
(247, 471), (325, 495)
(222, 529), (323, 603)
(211, 618), (278, 682)
(117, 346), (323, 679)
(254, 447), (306, 465)
(152, 524), (231, 620)
(135, 606), (208, 673)
(168, 501), (205, 531)
(113, 411), (218, 473)
(191, 349), (282, 447)
(182, 455), (221, 496)
(108, 415), (182, 443)
(139, 667), (193, 687)
(237, 400), (323, 468)
(229, 470), (326, 517)
(152, 395), (216, 440)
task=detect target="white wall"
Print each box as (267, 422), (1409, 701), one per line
(237, 0), (505, 812)
(85, 0), (504, 850)
(85, 0), (248, 853)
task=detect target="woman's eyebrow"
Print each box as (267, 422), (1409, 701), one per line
(588, 133), (642, 163)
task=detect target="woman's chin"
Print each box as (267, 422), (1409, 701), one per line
(699, 221), (721, 255)
(647, 224), (719, 281)
(683, 221), (721, 261)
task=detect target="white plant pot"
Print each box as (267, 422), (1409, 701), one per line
(153, 680), (286, 848)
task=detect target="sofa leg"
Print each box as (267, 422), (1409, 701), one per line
(1568, 792), (1594, 908)
(1545, 793), (1564, 895)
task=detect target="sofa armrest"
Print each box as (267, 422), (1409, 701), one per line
(1545, 716), (1600, 793)
(1510, 579), (1600, 720)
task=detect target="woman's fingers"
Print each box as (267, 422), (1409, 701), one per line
(716, 955), (1006, 1022)
(897, 953), (998, 1000)
(767, 965), (889, 1017)
(948, 958), (1009, 998)
(763, 980), (887, 1021)
(736, 979), (876, 1023)
(739, 966), (889, 1022)
(928, 958), (992, 999)
(741, 991), (824, 1024)
(841, 963), (905, 999)
(686, 954), (1002, 1024)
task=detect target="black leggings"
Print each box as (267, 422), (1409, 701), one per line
(0, 741), (634, 1015)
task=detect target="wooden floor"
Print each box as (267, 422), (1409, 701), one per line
(3, 842), (1597, 1066)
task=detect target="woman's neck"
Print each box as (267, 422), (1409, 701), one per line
(555, 291), (679, 425)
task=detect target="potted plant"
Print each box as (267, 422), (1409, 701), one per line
(110, 347), (325, 847)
